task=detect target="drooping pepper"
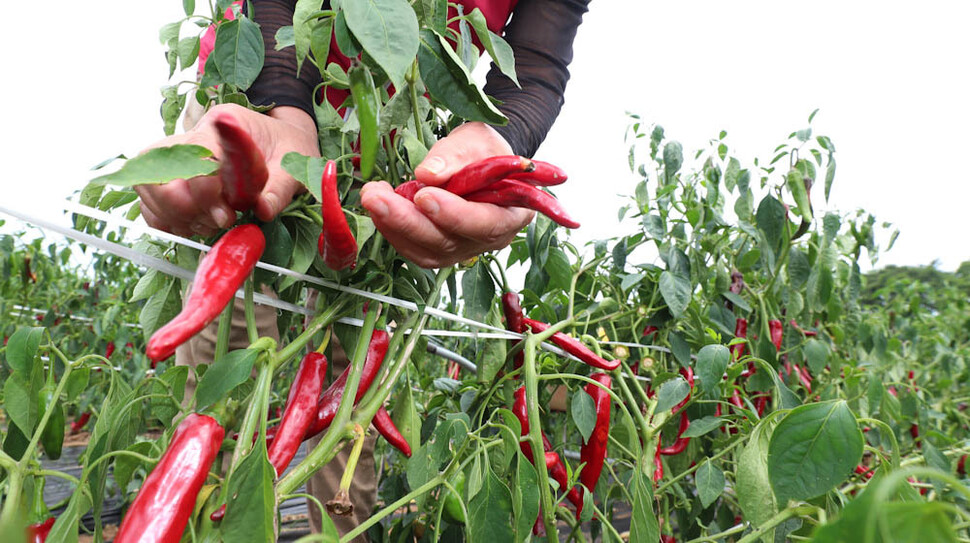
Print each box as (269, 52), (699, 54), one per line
(317, 159), (358, 271)
(348, 61), (379, 180)
(464, 179), (581, 229)
(115, 413), (224, 543)
(789, 319), (818, 337)
(794, 364), (813, 394)
(26, 517), (55, 543)
(673, 366), (694, 413)
(443, 155), (535, 196)
(731, 318), (748, 361)
(507, 159), (567, 186)
(659, 411), (691, 456)
(653, 439), (664, 483)
(267, 352), (328, 477)
(521, 318), (619, 371)
(213, 112), (269, 212)
(372, 405), (412, 457)
(442, 469), (467, 525)
(958, 454), (967, 476)
(579, 373), (612, 493)
(769, 319), (784, 351)
(910, 423), (921, 448)
(105, 342), (115, 359)
(146, 224), (266, 363)
(69, 412), (91, 435)
(502, 292), (526, 373)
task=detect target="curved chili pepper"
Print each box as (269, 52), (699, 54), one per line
(348, 61), (379, 180)
(910, 423), (921, 448)
(789, 319), (818, 337)
(507, 159), (567, 187)
(731, 318), (748, 361)
(794, 364), (813, 394)
(213, 112), (269, 211)
(267, 352), (328, 477)
(444, 155), (534, 196)
(854, 464), (875, 480)
(754, 394), (769, 417)
(317, 159), (358, 271)
(673, 366), (694, 413)
(115, 413), (224, 543)
(146, 224), (266, 363)
(372, 405), (411, 457)
(958, 454), (967, 476)
(521, 318), (619, 371)
(769, 319), (784, 351)
(580, 373), (612, 493)
(642, 326), (658, 337)
(26, 517), (55, 543)
(105, 342), (115, 359)
(464, 179), (580, 229)
(394, 180), (426, 201)
(70, 412), (91, 435)
(502, 292), (526, 374)
(659, 411), (691, 456)
(653, 440), (664, 483)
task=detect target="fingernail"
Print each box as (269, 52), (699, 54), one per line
(211, 207), (231, 229)
(422, 156), (446, 175)
(368, 197), (389, 218)
(415, 193), (439, 215)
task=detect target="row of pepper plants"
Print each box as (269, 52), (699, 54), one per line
(2, 0), (970, 541)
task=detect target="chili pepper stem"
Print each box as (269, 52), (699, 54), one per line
(406, 60), (425, 147)
(213, 300), (234, 363)
(227, 359), (273, 482)
(273, 295), (350, 369)
(523, 334), (560, 542)
(244, 277), (258, 344)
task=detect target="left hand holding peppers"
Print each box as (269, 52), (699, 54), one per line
(360, 122), (534, 268)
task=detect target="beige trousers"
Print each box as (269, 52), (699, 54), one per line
(175, 288), (376, 542)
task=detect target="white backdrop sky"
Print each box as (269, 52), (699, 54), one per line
(3, 1), (968, 271)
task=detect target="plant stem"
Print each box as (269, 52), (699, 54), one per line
(524, 334), (559, 542)
(274, 295), (350, 369)
(733, 505), (817, 543)
(213, 299), (234, 362)
(406, 60), (425, 147)
(244, 277), (258, 344)
(341, 474), (444, 542)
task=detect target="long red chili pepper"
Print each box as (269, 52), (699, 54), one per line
(105, 342), (115, 359)
(673, 366), (694, 413)
(653, 440), (664, 483)
(789, 319), (818, 337)
(769, 319), (784, 351)
(146, 224), (265, 363)
(372, 405), (412, 457)
(521, 318), (619, 371)
(464, 179), (581, 229)
(958, 454), (967, 476)
(213, 112), (269, 212)
(394, 179), (426, 201)
(794, 364), (813, 393)
(70, 412), (91, 435)
(318, 159), (358, 271)
(26, 517), (55, 543)
(910, 423), (921, 448)
(267, 352), (328, 477)
(115, 414), (224, 543)
(731, 318), (748, 361)
(512, 387), (584, 513)
(854, 464), (875, 480)
(507, 159), (567, 187)
(659, 411), (691, 456)
(502, 292), (526, 373)
(444, 155), (535, 195)
(580, 373), (612, 493)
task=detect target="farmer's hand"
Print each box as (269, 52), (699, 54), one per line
(135, 104), (318, 238)
(360, 122), (535, 268)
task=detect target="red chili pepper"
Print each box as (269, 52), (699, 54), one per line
(146, 224), (265, 364)
(444, 155), (535, 195)
(789, 319), (818, 337)
(502, 292), (526, 374)
(267, 352), (328, 477)
(394, 179), (426, 201)
(769, 319), (783, 351)
(372, 405), (412, 457)
(104, 342), (115, 359)
(958, 454), (967, 476)
(854, 464), (875, 480)
(653, 440), (664, 483)
(659, 411), (691, 456)
(70, 412), (91, 435)
(674, 366), (694, 413)
(507, 159), (567, 186)
(521, 318), (619, 371)
(464, 179), (581, 229)
(731, 318), (748, 361)
(754, 394), (769, 417)
(317, 160), (358, 271)
(213, 112), (269, 212)
(115, 414), (224, 543)
(795, 364), (813, 393)
(910, 423), (920, 448)
(642, 326), (658, 337)
(661, 536), (677, 543)
(580, 373), (612, 493)
(26, 517), (55, 543)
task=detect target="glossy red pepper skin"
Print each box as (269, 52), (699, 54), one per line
(854, 464), (875, 480)
(731, 318), (748, 361)
(580, 373), (612, 492)
(464, 179), (581, 229)
(115, 414), (224, 543)
(507, 159), (567, 186)
(213, 112), (269, 212)
(372, 405), (412, 457)
(521, 318), (620, 371)
(318, 160), (358, 271)
(393, 179), (426, 201)
(673, 366), (694, 412)
(659, 411), (691, 455)
(146, 225), (265, 363)
(502, 292), (526, 373)
(69, 412), (91, 435)
(105, 342), (115, 359)
(267, 352), (328, 477)
(769, 319), (784, 351)
(910, 423), (921, 448)
(958, 454), (967, 476)
(444, 155), (534, 196)
(789, 319), (817, 337)
(794, 364), (813, 393)
(653, 440), (664, 483)
(26, 517), (55, 543)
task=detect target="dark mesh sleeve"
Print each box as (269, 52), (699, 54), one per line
(244, 1), (322, 116)
(484, 0), (591, 157)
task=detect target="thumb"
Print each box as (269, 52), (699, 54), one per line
(255, 167), (303, 222)
(415, 146), (464, 186)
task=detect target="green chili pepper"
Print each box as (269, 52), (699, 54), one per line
(349, 60), (380, 180)
(39, 386), (64, 460)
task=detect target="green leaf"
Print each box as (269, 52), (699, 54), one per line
(663, 141), (683, 182)
(736, 420), (777, 536)
(113, 441), (156, 493)
(461, 261), (494, 322)
(5, 327), (44, 374)
(721, 291), (751, 312)
(293, 0), (320, 73)
(768, 401), (863, 504)
(47, 490), (91, 543)
(513, 453), (540, 542)
(220, 445), (275, 542)
(824, 155), (836, 202)
(571, 390), (596, 444)
(465, 9), (517, 85)
(342, 0), (418, 89)
(724, 157), (741, 191)
(696, 460), (725, 508)
(756, 195), (787, 255)
(195, 349), (260, 409)
(281, 152), (326, 202)
(803, 339), (829, 375)
(696, 344), (730, 396)
(152, 366), (189, 426)
(629, 467), (659, 542)
(659, 271), (691, 318)
(417, 29), (507, 125)
(392, 373), (421, 453)
(406, 443), (434, 508)
(211, 17), (265, 90)
(90, 145), (218, 187)
(139, 278), (182, 343)
(655, 377), (689, 413)
(468, 463), (514, 541)
(668, 331), (691, 368)
(4, 378), (37, 440)
(681, 416), (723, 438)
(544, 246), (572, 293)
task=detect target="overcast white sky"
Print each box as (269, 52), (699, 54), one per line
(3, 1), (968, 271)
